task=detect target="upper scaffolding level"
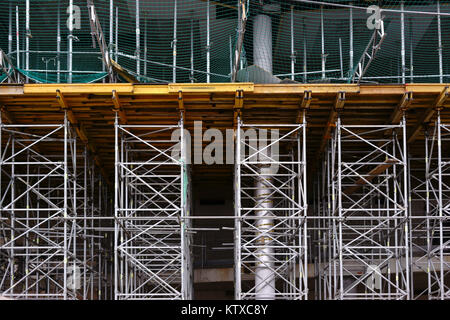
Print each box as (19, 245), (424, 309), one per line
(1, 0), (450, 84)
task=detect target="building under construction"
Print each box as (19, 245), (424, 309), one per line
(0, 0), (449, 300)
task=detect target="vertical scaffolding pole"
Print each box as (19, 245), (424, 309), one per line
(321, 5), (325, 80)
(115, 7), (119, 62)
(25, 0), (30, 74)
(206, 0), (211, 83)
(401, 1), (405, 84)
(290, 5), (295, 81)
(16, 6), (19, 70)
(437, 0), (443, 83)
(173, 0), (177, 83)
(136, 0), (140, 76)
(190, 19), (194, 83)
(57, 2), (61, 83)
(349, 3), (353, 75)
(410, 17), (413, 83)
(68, 0), (73, 83)
(109, 0), (114, 47)
(303, 18), (307, 83)
(8, 1), (12, 55)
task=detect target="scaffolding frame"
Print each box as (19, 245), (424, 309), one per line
(423, 112), (450, 299)
(234, 115), (308, 300)
(321, 114), (410, 300)
(0, 113), (111, 299)
(114, 113), (192, 300)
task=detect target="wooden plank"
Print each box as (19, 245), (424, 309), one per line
(408, 86), (449, 143)
(344, 159), (398, 195)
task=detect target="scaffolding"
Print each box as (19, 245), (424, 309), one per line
(320, 113), (410, 300)
(114, 113), (193, 300)
(234, 115), (308, 300)
(423, 112), (450, 299)
(2, 1), (450, 84)
(0, 113), (111, 299)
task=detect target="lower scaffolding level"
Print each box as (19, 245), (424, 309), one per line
(0, 83), (448, 300)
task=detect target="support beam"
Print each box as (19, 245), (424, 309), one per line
(297, 90), (311, 123)
(233, 89), (244, 129)
(112, 90), (127, 124)
(316, 91), (345, 160)
(408, 86), (448, 143)
(389, 91), (413, 125)
(344, 159), (398, 195)
(56, 90), (109, 183)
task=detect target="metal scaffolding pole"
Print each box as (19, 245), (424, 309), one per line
(290, 5), (295, 81)
(437, 0), (443, 84)
(424, 112), (450, 299)
(173, 0), (177, 83)
(68, 1), (73, 84)
(321, 113), (410, 299)
(235, 116), (308, 300)
(136, 0), (140, 76)
(401, 1), (405, 84)
(114, 114), (191, 299)
(206, 0), (210, 83)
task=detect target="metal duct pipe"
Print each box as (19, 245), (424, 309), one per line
(254, 149), (275, 299)
(253, 14), (273, 74)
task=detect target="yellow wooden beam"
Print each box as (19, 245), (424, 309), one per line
(112, 90), (127, 124)
(56, 90), (78, 125)
(389, 91), (413, 125)
(56, 89), (110, 184)
(408, 86), (449, 144)
(0, 105), (15, 124)
(315, 92), (346, 162)
(233, 90), (244, 129)
(24, 83), (134, 95)
(168, 83), (254, 93)
(297, 90), (311, 123)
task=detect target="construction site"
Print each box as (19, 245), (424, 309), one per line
(0, 0), (449, 300)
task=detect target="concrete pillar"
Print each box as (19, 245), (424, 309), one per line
(253, 14), (272, 73)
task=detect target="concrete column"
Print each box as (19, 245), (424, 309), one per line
(255, 166), (275, 300)
(253, 14), (272, 73)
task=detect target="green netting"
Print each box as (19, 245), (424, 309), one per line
(17, 67), (107, 83)
(0, 73), (8, 83)
(1, 1), (450, 84)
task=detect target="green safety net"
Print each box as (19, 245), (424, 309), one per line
(17, 67), (108, 83)
(0, 0), (449, 84)
(0, 73), (8, 83)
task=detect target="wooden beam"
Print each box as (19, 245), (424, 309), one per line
(0, 105), (14, 124)
(112, 90), (127, 124)
(178, 90), (185, 116)
(233, 89), (244, 129)
(344, 159), (398, 195)
(383, 91), (413, 137)
(389, 91), (413, 125)
(297, 90), (311, 123)
(316, 91), (346, 160)
(56, 90), (110, 185)
(408, 86), (448, 144)
(56, 90), (78, 125)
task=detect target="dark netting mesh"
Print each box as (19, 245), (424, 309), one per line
(0, 0), (449, 83)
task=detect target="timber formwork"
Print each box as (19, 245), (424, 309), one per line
(0, 83), (449, 300)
